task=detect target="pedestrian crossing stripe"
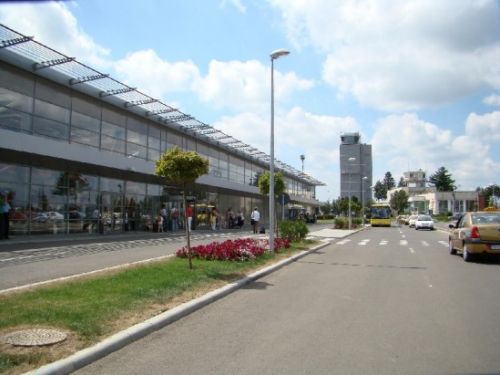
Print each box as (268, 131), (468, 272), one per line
(333, 239), (449, 247)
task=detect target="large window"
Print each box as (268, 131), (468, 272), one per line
(30, 168), (68, 234)
(148, 125), (161, 162)
(229, 156), (245, 184)
(33, 99), (70, 141)
(70, 96), (101, 148)
(0, 162), (30, 235)
(101, 121), (126, 154)
(127, 117), (148, 159)
(0, 106), (32, 133)
(71, 112), (100, 148)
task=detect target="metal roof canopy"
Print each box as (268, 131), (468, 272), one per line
(0, 23), (325, 186)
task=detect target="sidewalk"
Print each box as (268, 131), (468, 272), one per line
(19, 226), (362, 375)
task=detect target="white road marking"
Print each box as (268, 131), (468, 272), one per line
(409, 248), (415, 254)
(358, 239), (370, 246)
(438, 241), (448, 247)
(336, 239), (351, 245)
(401, 234), (406, 238)
(421, 241), (429, 247)
(379, 240), (388, 246)
(400, 240), (408, 246)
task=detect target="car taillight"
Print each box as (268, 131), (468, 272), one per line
(471, 226), (480, 239)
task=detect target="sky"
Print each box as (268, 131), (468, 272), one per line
(0, 0), (499, 202)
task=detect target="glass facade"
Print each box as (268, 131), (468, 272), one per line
(0, 60), (319, 238)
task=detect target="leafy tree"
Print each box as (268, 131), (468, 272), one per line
(383, 171), (395, 190)
(155, 146), (209, 269)
(428, 166), (456, 192)
(397, 177), (406, 187)
(390, 190), (409, 214)
(337, 196), (361, 216)
(320, 200), (333, 216)
(373, 180), (387, 201)
(257, 171), (285, 197)
(258, 171), (285, 236)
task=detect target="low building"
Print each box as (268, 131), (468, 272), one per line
(388, 187), (479, 215)
(0, 24), (324, 237)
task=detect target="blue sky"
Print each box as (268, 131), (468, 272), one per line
(1, 0), (499, 201)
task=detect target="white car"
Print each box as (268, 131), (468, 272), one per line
(408, 215), (418, 227)
(415, 215), (434, 230)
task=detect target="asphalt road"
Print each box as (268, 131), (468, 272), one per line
(74, 225), (500, 375)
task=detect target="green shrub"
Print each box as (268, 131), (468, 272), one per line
(279, 220), (309, 241)
(334, 217), (345, 228)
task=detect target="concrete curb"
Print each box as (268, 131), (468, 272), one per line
(27, 241), (330, 375)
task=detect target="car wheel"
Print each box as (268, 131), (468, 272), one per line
(449, 240), (456, 255)
(463, 244), (473, 262)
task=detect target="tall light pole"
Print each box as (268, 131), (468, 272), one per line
(269, 48), (290, 252)
(348, 157), (356, 230)
(300, 154), (305, 173)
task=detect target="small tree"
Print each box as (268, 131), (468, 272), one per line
(390, 189), (409, 214)
(383, 171), (396, 191)
(258, 171), (285, 234)
(428, 166), (456, 192)
(397, 177), (406, 187)
(155, 146), (209, 269)
(373, 180), (387, 201)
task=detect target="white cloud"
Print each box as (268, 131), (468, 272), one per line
(370, 112), (499, 191)
(483, 94), (500, 106)
(114, 49), (201, 100)
(219, 0), (246, 13)
(213, 107), (359, 197)
(0, 2), (110, 68)
(269, 0), (500, 111)
(196, 60), (314, 113)
(464, 111), (500, 144)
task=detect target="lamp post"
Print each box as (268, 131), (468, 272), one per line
(269, 48), (290, 252)
(348, 157), (356, 230)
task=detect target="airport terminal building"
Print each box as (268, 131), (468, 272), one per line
(0, 24), (323, 237)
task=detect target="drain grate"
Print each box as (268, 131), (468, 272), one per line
(2, 329), (67, 347)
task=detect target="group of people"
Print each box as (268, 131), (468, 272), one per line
(158, 204), (183, 233)
(0, 190), (12, 240)
(224, 208), (245, 229)
(156, 204), (259, 233)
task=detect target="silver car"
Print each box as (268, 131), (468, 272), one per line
(415, 215), (434, 230)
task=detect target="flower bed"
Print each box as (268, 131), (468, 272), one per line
(176, 237), (290, 261)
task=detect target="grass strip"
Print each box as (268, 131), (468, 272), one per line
(0, 240), (316, 374)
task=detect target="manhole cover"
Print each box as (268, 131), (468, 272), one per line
(2, 329), (67, 347)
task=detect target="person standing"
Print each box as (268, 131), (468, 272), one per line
(171, 206), (179, 232)
(186, 204), (193, 232)
(0, 192), (5, 240)
(160, 204), (168, 232)
(210, 206), (218, 230)
(250, 207), (260, 234)
(1, 191), (12, 239)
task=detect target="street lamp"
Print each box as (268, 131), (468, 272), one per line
(348, 157), (356, 230)
(269, 48), (290, 252)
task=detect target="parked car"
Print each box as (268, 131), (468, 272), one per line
(415, 215), (434, 230)
(448, 211), (500, 262)
(408, 215), (418, 227)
